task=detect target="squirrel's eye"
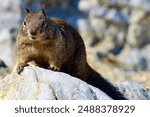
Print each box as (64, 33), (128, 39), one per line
(23, 21), (26, 26)
(42, 21), (46, 27)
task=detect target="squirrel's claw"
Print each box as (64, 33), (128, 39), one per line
(48, 64), (60, 71)
(16, 63), (28, 74)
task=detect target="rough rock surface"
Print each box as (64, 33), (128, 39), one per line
(0, 59), (9, 79)
(0, 65), (112, 100)
(0, 30), (16, 69)
(0, 65), (149, 100)
(0, 0), (21, 29)
(0, 0), (20, 69)
(119, 81), (150, 100)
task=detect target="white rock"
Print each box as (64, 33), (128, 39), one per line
(119, 81), (150, 100)
(78, 0), (99, 13)
(0, 29), (11, 42)
(0, 64), (149, 100)
(0, 59), (9, 79)
(0, 0), (21, 29)
(101, 0), (150, 11)
(0, 0), (20, 10)
(0, 65), (112, 100)
(0, 29), (15, 69)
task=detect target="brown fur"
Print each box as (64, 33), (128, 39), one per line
(16, 10), (126, 100)
(16, 11), (88, 81)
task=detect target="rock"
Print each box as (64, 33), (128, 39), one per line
(77, 18), (95, 46)
(0, 59), (9, 79)
(0, 65), (111, 100)
(119, 81), (150, 100)
(78, 0), (99, 13)
(0, 64), (149, 100)
(78, 0), (150, 49)
(0, 0), (21, 29)
(0, 29), (16, 69)
(0, 0), (21, 69)
(127, 14), (150, 48)
(78, 0), (128, 49)
(98, 0), (150, 12)
(118, 45), (150, 71)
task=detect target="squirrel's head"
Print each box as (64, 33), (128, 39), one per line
(21, 8), (58, 41)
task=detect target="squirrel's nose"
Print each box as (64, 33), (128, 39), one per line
(30, 30), (36, 36)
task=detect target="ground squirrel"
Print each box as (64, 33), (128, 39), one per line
(16, 9), (126, 100)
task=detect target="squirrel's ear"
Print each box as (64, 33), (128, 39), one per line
(40, 9), (46, 15)
(42, 9), (46, 15)
(25, 8), (30, 13)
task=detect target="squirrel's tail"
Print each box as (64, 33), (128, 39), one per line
(87, 65), (127, 100)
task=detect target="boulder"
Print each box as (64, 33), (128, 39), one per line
(0, 59), (9, 79)
(0, 64), (149, 100)
(0, 29), (16, 69)
(119, 81), (150, 100)
(0, 65), (111, 100)
(0, 0), (20, 69)
(0, 0), (21, 29)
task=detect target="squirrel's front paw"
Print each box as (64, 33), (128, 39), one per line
(48, 64), (60, 71)
(16, 63), (28, 74)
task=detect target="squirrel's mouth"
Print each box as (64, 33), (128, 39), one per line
(29, 35), (37, 40)
(31, 37), (36, 39)
(28, 34), (49, 40)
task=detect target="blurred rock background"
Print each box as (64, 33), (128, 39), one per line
(0, 0), (150, 90)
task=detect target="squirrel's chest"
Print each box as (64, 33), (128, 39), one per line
(29, 44), (57, 60)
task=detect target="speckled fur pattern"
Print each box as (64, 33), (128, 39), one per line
(16, 10), (126, 100)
